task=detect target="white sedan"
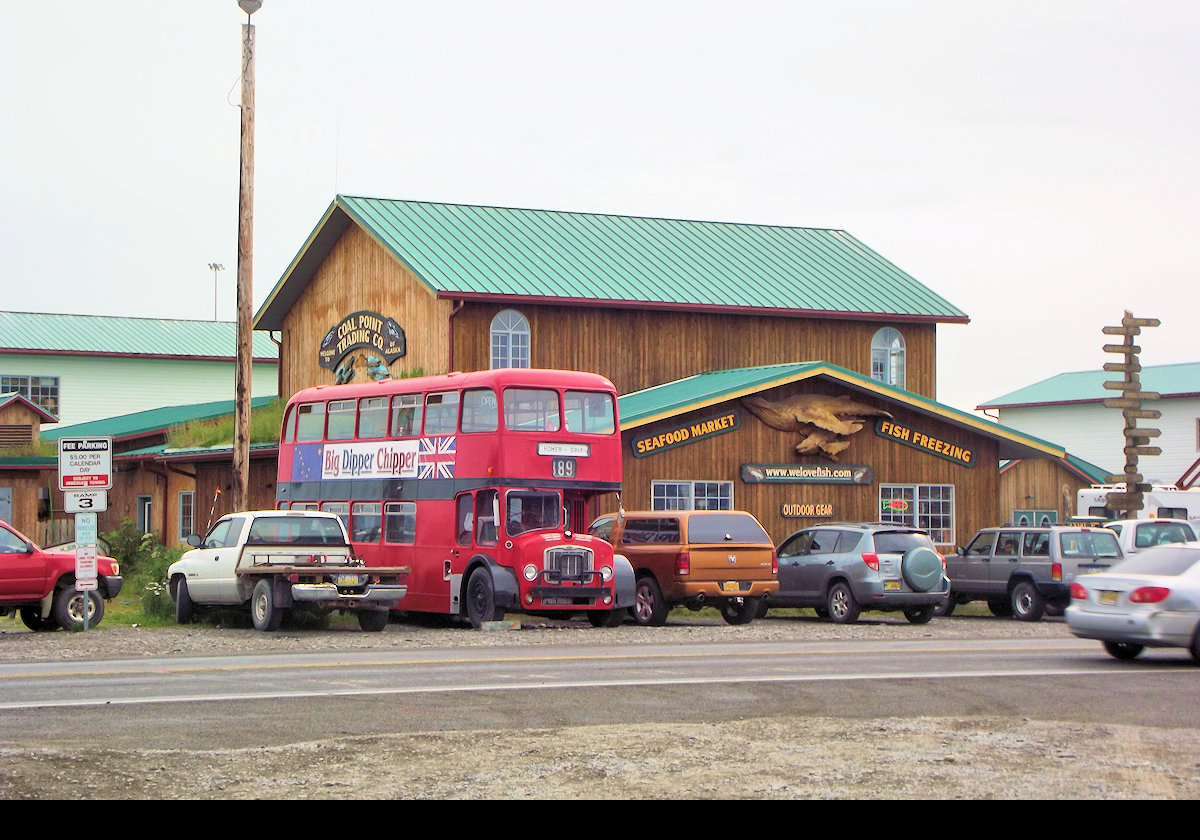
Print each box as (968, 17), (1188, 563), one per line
(1066, 542), (1200, 663)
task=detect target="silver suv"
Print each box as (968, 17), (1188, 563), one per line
(765, 523), (949, 624)
(945, 525), (1122, 621)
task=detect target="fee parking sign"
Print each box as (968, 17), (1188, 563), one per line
(58, 437), (113, 491)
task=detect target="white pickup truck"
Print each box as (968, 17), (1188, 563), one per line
(168, 510), (409, 632)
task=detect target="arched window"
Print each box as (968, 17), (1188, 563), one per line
(490, 309), (530, 369)
(871, 327), (906, 388)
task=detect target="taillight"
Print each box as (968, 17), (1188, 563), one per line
(937, 552), (946, 570)
(1070, 582), (1087, 599)
(861, 552), (880, 571)
(1051, 562), (1062, 582)
(1129, 586), (1170, 603)
(676, 551), (690, 576)
(771, 549), (778, 576)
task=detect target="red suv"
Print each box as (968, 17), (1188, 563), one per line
(0, 520), (123, 631)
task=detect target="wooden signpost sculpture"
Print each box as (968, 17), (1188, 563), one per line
(1101, 311), (1161, 516)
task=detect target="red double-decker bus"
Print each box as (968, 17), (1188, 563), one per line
(277, 368), (634, 627)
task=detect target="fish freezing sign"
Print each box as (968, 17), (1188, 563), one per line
(58, 437), (113, 490)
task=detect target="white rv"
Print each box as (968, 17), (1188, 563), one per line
(1077, 484), (1200, 521)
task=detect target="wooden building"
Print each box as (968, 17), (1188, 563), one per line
(245, 196), (1066, 548)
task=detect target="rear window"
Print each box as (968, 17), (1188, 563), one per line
(1109, 546), (1200, 577)
(1132, 521), (1195, 549)
(246, 516), (346, 546)
(687, 514), (770, 544)
(872, 531), (934, 554)
(1058, 530), (1121, 559)
(621, 518), (681, 544)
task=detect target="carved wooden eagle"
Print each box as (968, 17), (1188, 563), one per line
(742, 394), (892, 461)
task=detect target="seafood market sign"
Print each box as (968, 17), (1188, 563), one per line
(319, 311), (406, 372)
(631, 411), (739, 458)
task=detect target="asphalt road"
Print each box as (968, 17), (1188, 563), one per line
(2, 634), (1197, 751)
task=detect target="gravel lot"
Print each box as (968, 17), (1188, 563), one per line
(2, 611), (1199, 799)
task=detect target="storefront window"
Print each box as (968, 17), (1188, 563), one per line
(879, 484), (953, 544)
(651, 481), (733, 511)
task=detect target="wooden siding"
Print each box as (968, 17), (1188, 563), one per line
(0, 402), (40, 446)
(998, 459), (1091, 525)
(279, 226), (453, 398)
(450, 303), (937, 399)
(619, 380), (997, 549)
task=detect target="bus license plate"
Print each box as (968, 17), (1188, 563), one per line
(336, 573), (363, 586)
(542, 597), (571, 605)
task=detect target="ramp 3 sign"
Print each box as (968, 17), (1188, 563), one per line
(58, 437), (113, 490)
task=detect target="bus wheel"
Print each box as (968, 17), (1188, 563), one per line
(586, 609), (624, 628)
(466, 568), (504, 629)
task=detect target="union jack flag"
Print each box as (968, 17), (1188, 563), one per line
(418, 435), (456, 479)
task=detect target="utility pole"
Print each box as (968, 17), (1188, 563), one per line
(232, 0), (261, 513)
(1101, 311), (1161, 516)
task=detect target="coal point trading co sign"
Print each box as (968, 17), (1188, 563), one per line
(58, 437), (113, 490)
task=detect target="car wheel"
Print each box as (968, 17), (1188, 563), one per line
(987, 598), (1013, 617)
(720, 596), (761, 626)
(903, 604), (936, 624)
(465, 568), (504, 629)
(357, 609), (389, 632)
(813, 607), (830, 619)
(586, 609), (624, 628)
(1103, 641), (1144, 661)
(19, 607), (58, 632)
(1043, 601), (1065, 618)
(53, 585), (103, 631)
(1010, 580), (1045, 622)
(251, 578), (284, 632)
(826, 582), (860, 624)
(755, 598), (769, 619)
(933, 597), (956, 617)
(175, 577), (194, 625)
(632, 575), (668, 627)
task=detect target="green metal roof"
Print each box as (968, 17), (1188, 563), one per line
(256, 196), (968, 329)
(41, 397), (276, 443)
(0, 311), (279, 360)
(619, 362), (1064, 461)
(980, 362), (1200, 409)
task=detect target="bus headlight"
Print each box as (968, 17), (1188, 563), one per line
(600, 565), (613, 582)
(523, 564), (538, 582)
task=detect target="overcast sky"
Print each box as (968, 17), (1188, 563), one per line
(2, 1), (1196, 414)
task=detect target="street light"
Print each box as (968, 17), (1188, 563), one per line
(207, 262), (225, 321)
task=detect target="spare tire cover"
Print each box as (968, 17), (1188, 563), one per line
(901, 546), (942, 592)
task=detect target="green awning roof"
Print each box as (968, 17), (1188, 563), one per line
(619, 362), (1065, 461)
(41, 397), (276, 442)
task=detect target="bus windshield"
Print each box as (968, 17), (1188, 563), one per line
(507, 490), (562, 535)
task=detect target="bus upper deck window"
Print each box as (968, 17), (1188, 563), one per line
(326, 400), (356, 440)
(504, 388), (560, 432)
(391, 394), (422, 437)
(565, 391), (615, 434)
(358, 397), (388, 439)
(296, 403), (326, 442)
(425, 392), (460, 435)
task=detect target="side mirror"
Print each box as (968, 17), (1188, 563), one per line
(187, 534), (203, 548)
(955, 546), (965, 556)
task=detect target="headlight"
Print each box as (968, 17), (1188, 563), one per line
(600, 565), (613, 582)
(523, 564), (538, 581)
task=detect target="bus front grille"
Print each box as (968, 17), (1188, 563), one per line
(544, 546), (593, 579)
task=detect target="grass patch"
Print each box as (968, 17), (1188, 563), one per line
(166, 398), (285, 449)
